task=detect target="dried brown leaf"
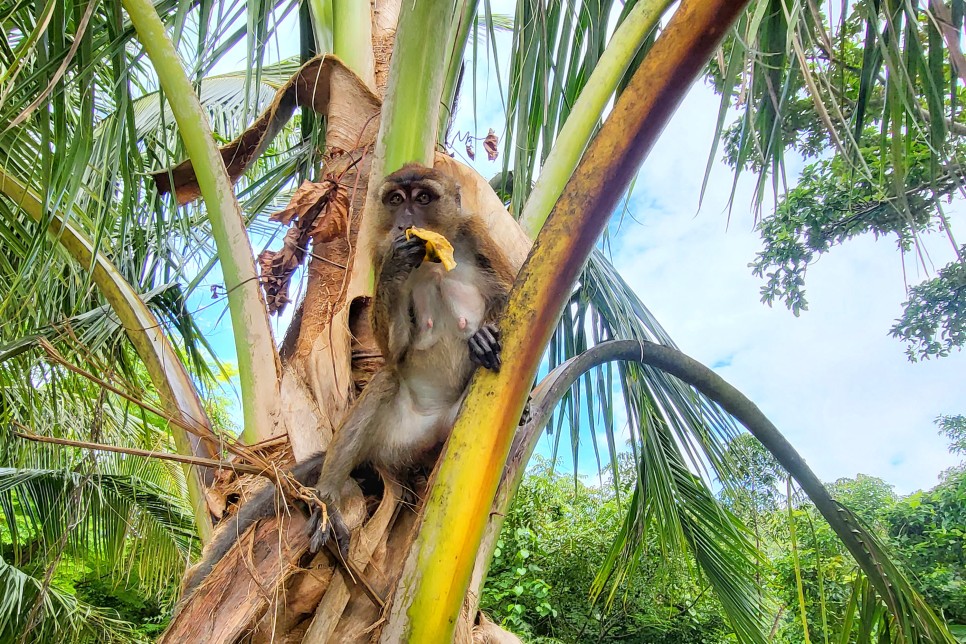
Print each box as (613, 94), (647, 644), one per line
(309, 184), (349, 244)
(258, 181), (350, 315)
(272, 181), (331, 225)
(466, 141), (475, 160)
(483, 129), (499, 161)
(258, 249), (294, 315)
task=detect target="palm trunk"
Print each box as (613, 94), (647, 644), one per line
(160, 0), (664, 636)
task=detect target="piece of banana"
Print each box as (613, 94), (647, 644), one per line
(405, 227), (458, 271)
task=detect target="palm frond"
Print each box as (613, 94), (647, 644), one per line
(537, 250), (770, 637)
(0, 465), (195, 595)
(0, 0), (308, 312)
(468, 0), (673, 214)
(708, 0), (966, 226)
(0, 556), (141, 644)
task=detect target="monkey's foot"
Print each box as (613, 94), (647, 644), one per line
(306, 504), (351, 559)
(468, 324), (501, 371)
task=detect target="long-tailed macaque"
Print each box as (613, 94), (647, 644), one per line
(181, 164), (517, 599)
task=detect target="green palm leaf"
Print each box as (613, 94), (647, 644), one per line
(0, 465), (196, 593)
(543, 252), (767, 638)
(0, 556), (141, 643)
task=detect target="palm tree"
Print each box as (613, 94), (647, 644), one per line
(0, 0), (960, 641)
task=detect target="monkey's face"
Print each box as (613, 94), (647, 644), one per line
(378, 165), (462, 236)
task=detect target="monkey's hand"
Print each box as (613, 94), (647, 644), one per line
(385, 234), (428, 276)
(519, 397), (532, 426)
(469, 324), (501, 372)
(305, 503), (351, 559)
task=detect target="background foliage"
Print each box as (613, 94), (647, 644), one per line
(483, 428), (966, 643)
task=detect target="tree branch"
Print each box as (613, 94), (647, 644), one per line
(12, 430), (264, 475)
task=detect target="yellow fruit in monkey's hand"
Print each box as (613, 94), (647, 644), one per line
(405, 227), (458, 271)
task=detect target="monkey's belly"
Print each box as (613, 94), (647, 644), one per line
(374, 383), (460, 467)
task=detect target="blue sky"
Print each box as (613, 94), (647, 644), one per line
(193, 9), (965, 496)
(601, 80), (965, 495)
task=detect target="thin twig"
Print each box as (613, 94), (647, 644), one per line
(12, 430), (265, 476)
(38, 338), (215, 444)
(327, 539), (386, 608)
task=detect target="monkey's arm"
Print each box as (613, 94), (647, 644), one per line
(371, 235), (426, 362)
(462, 220), (516, 371)
(179, 453), (325, 602)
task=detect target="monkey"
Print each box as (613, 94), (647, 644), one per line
(180, 164), (518, 601)
(303, 163), (516, 553)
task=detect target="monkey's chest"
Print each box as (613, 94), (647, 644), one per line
(409, 264), (485, 351)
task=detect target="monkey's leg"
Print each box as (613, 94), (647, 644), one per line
(468, 324), (501, 371)
(306, 371), (398, 556)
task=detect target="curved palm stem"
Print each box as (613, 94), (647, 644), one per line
(122, 0), (281, 444)
(473, 339), (954, 641)
(0, 168), (214, 542)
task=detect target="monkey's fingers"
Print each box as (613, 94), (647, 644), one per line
(469, 324), (502, 372)
(406, 227), (457, 270)
(306, 506), (352, 559)
(308, 527), (328, 556)
(468, 335), (493, 370)
(391, 234), (427, 257)
(306, 506), (327, 554)
(329, 510), (351, 560)
(519, 397), (532, 426)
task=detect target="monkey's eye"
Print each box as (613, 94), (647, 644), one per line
(388, 193), (404, 206)
(414, 192), (433, 205)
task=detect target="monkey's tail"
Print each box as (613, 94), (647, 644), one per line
(178, 453), (325, 603)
